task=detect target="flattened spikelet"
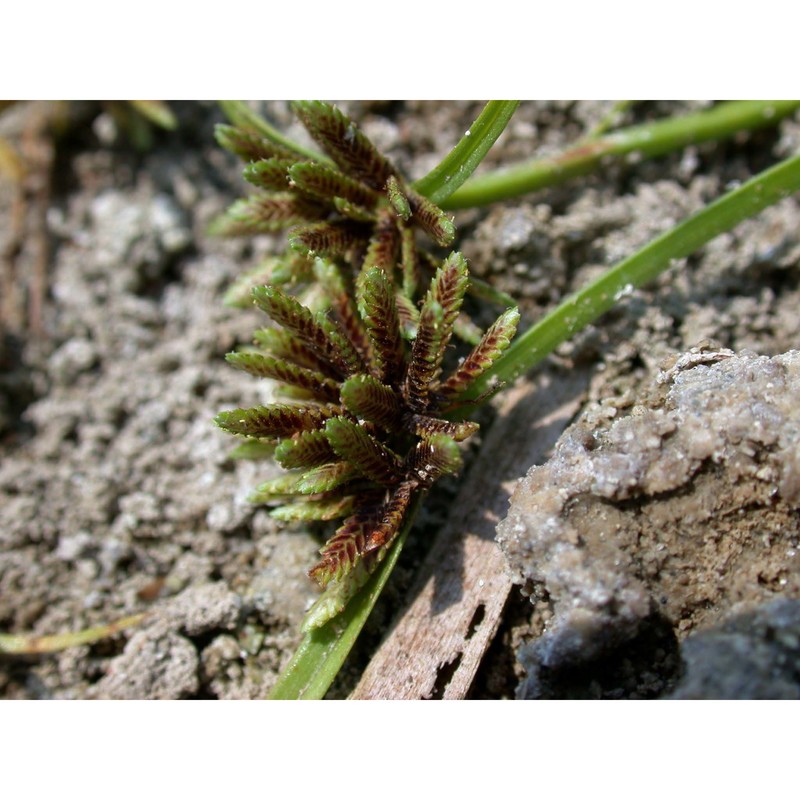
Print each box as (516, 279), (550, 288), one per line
(292, 101), (396, 190)
(324, 417), (403, 486)
(225, 351), (341, 403)
(215, 123), (297, 162)
(274, 429), (336, 469)
(340, 374), (401, 430)
(403, 434), (463, 486)
(214, 403), (339, 438)
(440, 307), (520, 398)
(406, 188), (456, 247)
(356, 267), (405, 383)
(288, 162), (378, 208)
(211, 194), (327, 236)
(289, 220), (370, 258)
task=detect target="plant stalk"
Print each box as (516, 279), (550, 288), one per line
(442, 100), (800, 209)
(462, 150), (800, 401)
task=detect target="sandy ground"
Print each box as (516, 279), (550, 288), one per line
(1, 100), (799, 698)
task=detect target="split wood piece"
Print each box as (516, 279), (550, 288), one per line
(350, 367), (590, 699)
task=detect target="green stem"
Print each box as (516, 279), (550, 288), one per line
(461, 150), (800, 401)
(442, 100), (800, 209)
(413, 101), (520, 204)
(268, 496), (421, 700)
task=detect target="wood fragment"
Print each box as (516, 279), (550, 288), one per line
(350, 367), (590, 699)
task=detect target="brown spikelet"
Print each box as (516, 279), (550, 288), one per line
(214, 403), (340, 438)
(406, 188), (456, 247)
(289, 220), (370, 258)
(292, 101), (397, 190)
(439, 307), (521, 398)
(225, 351), (341, 403)
(356, 267), (405, 384)
(407, 413), (479, 443)
(309, 503), (383, 587)
(324, 417), (403, 486)
(403, 434), (463, 486)
(362, 481), (417, 553)
(212, 194), (328, 236)
(361, 206), (401, 276)
(253, 326), (341, 378)
(288, 162), (379, 208)
(215, 124), (298, 163)
(252, 285), (362, 378)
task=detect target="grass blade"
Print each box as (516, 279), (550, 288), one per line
(458, 150), (800, 403)
(413, 101), (520, 204)
(267, 497), (419, 699)
(442, 100), (800, 209)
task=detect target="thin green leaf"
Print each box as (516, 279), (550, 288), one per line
(0, 613), (147, 655)
(461, 150), (800, 402)
(413, 100), (520, 204)
(267, 495), (421, 699)
(442, 100), (800, 209)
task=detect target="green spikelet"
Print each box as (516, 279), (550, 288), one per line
(323, 417), (403, 486)
(340, 374), (402, 430)
(270, 494), (358, 522)
(274, 429), (336, 469)
(385, 175), (411, 221)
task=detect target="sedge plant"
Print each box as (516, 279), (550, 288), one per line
(212, 100), (800, 698)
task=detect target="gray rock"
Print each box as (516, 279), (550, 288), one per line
(668, 599), (800, 699)
(499, 349), (800, 697)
